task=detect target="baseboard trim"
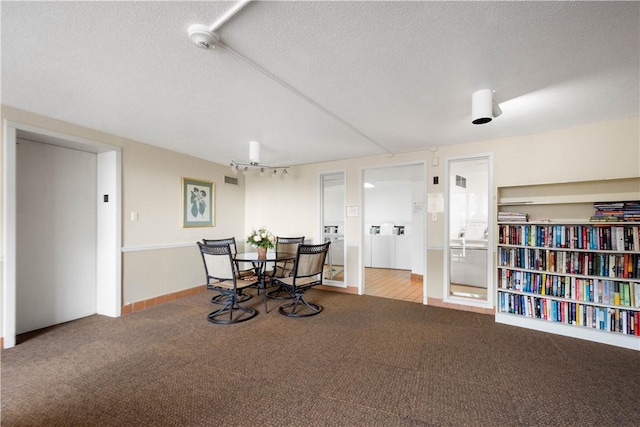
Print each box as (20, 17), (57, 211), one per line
(427, 297), (494, 315)
(316, 284), (358, 294)
(121, 286), (494, 316)
(122, 285), (207, 315)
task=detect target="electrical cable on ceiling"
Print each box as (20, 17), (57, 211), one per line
(188, 0), (393, 157)
(219, 42), (392, 156)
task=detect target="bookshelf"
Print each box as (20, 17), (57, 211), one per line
(495, 178), (640, 350)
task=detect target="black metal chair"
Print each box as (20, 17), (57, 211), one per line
(197, 242), (257, 324)
(265, 236), (305, 299)
(271, 241), (330, 317)
(202, 237), (254, 303)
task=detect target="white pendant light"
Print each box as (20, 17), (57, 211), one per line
(249, 140), (260, 164)
(472, 89), (502, 125)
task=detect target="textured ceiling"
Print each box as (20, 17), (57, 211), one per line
(2, 1), (638, 167)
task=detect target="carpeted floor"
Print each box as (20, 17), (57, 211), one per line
(2, 289), (639, 426)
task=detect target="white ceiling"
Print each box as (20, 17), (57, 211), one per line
(2, 1), (638, 168)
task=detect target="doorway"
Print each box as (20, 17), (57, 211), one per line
(3, 122), (122, 348)
(362, 163), (425, 303)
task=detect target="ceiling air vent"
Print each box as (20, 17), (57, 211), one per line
(224, 176), (239, 185)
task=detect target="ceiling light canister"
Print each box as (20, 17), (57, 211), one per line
(472, 89), (494, 124)
(249, 140), (260, 164)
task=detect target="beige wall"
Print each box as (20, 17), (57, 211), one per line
(244, 116), (640, 298)
(1, 106), (246, 319)
(2, 105), (638, 337)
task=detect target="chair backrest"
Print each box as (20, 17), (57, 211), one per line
(197, 242), (237, 283)
(276, 236), (305, 255)
(292, 242), (331, 281)
(202, 237), (238, 255)
(274, 236), (305, 276)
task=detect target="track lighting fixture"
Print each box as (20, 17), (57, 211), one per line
(230, 140), (290, 178)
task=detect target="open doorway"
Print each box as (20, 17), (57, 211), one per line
(3, 122), (122, 348)
(362, 163), (425, 303)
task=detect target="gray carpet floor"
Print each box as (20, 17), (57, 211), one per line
(2, 289), (639, 426)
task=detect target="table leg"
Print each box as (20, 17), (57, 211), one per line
(253, 262), (269, 313)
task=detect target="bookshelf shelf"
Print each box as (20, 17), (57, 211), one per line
(498, 243), (640, 256)
(496, 178), (640, 350)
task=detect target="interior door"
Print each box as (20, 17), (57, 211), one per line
(321, 172), (346, 286)
(16, 139), (97, 334)
(446, 155), (491, 303)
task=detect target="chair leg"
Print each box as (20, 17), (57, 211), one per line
(211, 289), (252, 304)
(266, 283), (293, 300)
(208, 292), (256, 324)
(278, 291), (322, 317)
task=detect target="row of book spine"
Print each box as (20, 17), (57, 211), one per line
(498, 224), (640, 251)
(592, 201), (640, 222)
(497, 268), (640, 308)
(497, 247), (640, 279)
(498, 292), (640, 335)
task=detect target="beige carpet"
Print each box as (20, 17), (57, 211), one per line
(2, 289), (639, 426)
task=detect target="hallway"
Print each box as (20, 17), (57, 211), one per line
(364, 268), (422, 303)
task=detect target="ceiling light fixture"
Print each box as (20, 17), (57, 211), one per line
(230, 140), (290, 178)
(472, 89), (502, 125)
(249, 140), (260, 164)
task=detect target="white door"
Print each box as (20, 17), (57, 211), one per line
(16, 139), (97, 334)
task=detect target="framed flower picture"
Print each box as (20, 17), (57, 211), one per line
(182, 177), (214, 227)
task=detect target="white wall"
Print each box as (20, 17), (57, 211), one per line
(1, 106), (247, 320)
(364, 181), (413, 225)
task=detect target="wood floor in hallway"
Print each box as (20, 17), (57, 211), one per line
(364, 267), (422, 303)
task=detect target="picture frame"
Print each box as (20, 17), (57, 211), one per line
(182, 177), (214, 228)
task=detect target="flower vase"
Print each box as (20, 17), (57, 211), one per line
(257, 246), (267, 259)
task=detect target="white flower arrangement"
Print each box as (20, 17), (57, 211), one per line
(246, 227), (276, 249)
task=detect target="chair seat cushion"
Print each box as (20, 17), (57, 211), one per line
(209, 277), (256, 290)
(275, 275), (320, 289)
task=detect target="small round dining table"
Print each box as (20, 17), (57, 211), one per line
(234, 251), (296, 313)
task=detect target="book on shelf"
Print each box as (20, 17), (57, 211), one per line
(592, 200), (640, 222)
(498, 211), (528, 222)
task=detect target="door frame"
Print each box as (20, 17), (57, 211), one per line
(359, 162), (427, 302)
(319, 169), (347, 288)
(443, 152), (494, 310)
(2, 120), (122, 348)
